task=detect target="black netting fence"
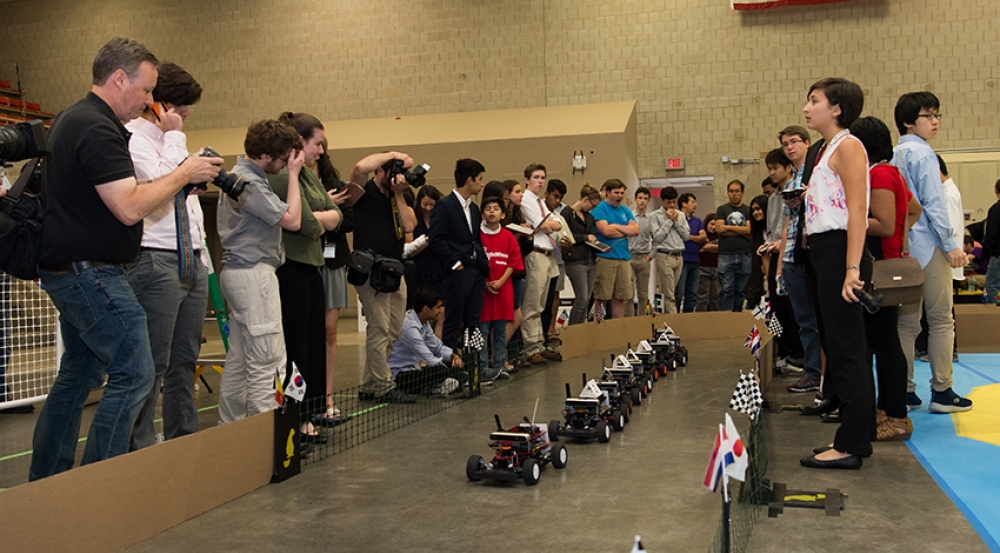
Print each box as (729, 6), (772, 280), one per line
(707, 411), (769, 553)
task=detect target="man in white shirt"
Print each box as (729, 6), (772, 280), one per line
(125, 63), (209, 449)
(519, 163), (562, 364)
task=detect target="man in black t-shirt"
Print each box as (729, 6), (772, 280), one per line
(349, 151), (419, 403)
(29, 37), (221, 482)
(715, 179), (753, 312)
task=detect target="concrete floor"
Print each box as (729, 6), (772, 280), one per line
(1, 324), (991, 552)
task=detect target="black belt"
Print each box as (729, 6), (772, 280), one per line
(141, 246), (202, 256)
(656, 250), (683, 256)
(39, 260), (119, 274)
(532, 247), (553, 257)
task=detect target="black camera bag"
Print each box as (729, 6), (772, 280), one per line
(0, 158), (43, 280)
(370, 256), (405, 294)
(347, 249), (376, 286)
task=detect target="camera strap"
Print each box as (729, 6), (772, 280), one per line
(391, 196), (403, 239)
(4, 157), (40, 204)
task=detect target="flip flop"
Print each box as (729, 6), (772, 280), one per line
(312, 407), (351, 428)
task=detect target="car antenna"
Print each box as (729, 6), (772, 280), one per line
(565, 382), (572, 399)
(494, 414), (503, 432)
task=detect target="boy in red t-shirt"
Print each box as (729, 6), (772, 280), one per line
(479, 196), (524, 380)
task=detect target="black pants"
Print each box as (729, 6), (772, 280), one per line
(767, 253), (803, 359)
(277, 260), (327, 414)
(865, 305), (908, 419)
(541, 275), (559, 342)
(442, 265), (486, 352)
(805, 231), (875, 456)
(394, 364), (465, 395)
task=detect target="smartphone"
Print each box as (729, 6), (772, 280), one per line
(343, 182), (366, 206)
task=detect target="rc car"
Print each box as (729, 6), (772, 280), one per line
(614, 353), (652, 399)
(651, 324), (688, 373)
(629, 340), (659, 382)
(549, 377), (625, 443)
(603, 357), (643, 407)
(466, 413), (568, 485)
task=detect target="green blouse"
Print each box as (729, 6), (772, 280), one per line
(267, 166), (341, 267)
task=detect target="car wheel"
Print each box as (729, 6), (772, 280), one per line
(466, 455), (484, 481)
(652, 369), (659, 382)
(552, 443), (568, 468)
(597, 420), (610, 443)
(611, 410), (624, 431)
(681, 349), (689, 366)
(548, 420), (561, 442)
(522, 458), (540, 485)
(670, 357), (678, 371)
(632, 388), (642, 406)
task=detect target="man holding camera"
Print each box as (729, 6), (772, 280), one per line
(30, 38), (222, 481)
(350, 152), (419, 403)
(124, 62), (209, 449)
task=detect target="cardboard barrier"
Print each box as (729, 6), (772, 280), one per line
(1, 413), (274, 553)
(955, 304), (1000, 348)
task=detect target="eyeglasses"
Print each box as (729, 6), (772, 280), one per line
(917, 113), (943, 121)
(278, 155), (290, 164)
(780, 138), (804, 149)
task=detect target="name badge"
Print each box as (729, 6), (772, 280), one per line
(323, 244), (336, 259)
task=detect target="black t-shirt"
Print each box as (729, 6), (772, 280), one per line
(351, 179), (404, 259)
(39, 92), (139, 264)
(715, 203), (753, 255)
(321, 178), (354, 269)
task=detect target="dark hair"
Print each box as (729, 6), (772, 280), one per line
(411, 285), (444, 312)
(480, 196), (504, 214)
(703, 212), (717, 231)
(150, 62), (202, 107)
(995, 178), (1000, 196)
(765, 148), (792, 168)
(849, 116), (894, 165)
(483, 181), (505, 203)
(660, 186), (678, 201)
(415, 185), (441, 207)
(778, 125), (810, 144)
(523, 163), (546, 179)
(749, 194), (769, 241)
(808, 78), (864, 129)
(501, 180), (524, 223)
(244, 120), (302, 160)
(761, 177), (776, 190)
(546, 178), (567, 196)
(936, 155), (948, 177)
(727, 179), (745, 192)
(579, 183), (601, 203)
(635, 186), (651, 198)
(278, 112), (324, 142)
(678, 193), (696, 208)
(316, 151), (341, 189)
(602, 178), (626, 192)
(454, 158), (486, 188)
(964, 234), (975, 247)
(894, 91), (940, 135)
(92, 36), (158, 85)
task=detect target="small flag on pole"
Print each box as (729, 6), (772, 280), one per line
(744, 326), (761, 359)
(724, 413), (748, 482)
(274, 367), (285, 407)
(729, 370), (764, 420)
(703, 423), (726, 492)
(752, 299), (768, 320)
(284, 362), (307, 402)
(767, 315), (783, 337)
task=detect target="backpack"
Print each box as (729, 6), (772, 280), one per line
(0, 158), (44, 280)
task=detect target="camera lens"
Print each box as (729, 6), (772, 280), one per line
(215, 171), (247, 200)
(0, 125), (28, 162)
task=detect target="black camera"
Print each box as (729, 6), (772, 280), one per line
(187, 146), (246, 200)
(780, 186), (805, 200)
(0, 120), (48, 165)
(855, 287), (883, 314)
(382, 158), (429, 188)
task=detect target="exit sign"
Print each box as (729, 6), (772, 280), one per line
(665, 158), (685, 170)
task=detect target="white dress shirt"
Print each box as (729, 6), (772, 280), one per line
(521, 189), (554, 251)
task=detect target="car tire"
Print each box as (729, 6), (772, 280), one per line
(597, 420), (610, 443)
(522, 458), (540, 485)
(548, 420), (561, 442)
(466, 455), (483, 481)
(552, 443), (568, 468)
(632, 388), (642, 406)
(611, 410), (624, 431)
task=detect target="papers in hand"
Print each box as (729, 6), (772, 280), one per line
(586, 240), (611, 253)
(505, 223), (534, 235)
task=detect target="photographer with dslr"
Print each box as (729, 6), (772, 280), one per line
(124, 62), (211, 449)
(30, 37), (222, 481)
(349, 152), (418, 404)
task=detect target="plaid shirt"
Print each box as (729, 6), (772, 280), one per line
(782, 170), (805, 264)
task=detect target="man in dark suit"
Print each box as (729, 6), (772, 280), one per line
(429, 158), (490, 351)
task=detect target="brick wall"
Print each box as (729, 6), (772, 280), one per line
(1, 0), (997, 207)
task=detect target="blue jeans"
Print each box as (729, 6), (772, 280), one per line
(985, 256), (1000, 305)
(718, 253), (751, 312)
(479, 320), (507, 370)
(30, 265), (154, 481)
(675, 261), (700, 313)
(782, 262), (822, 379)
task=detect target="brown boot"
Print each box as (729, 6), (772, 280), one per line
(876, 415), (913, 441)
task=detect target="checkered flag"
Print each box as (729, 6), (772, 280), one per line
(590, 301), (607, 323)
(729, 370), (763, 420)
(463, 327), (484, 351)
(766, 315), (783, 337)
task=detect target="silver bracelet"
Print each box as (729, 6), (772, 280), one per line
(846, 265), (860, 271)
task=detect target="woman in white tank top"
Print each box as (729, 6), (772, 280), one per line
(799, 78), (876, 470)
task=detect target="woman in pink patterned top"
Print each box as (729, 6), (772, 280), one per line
(799, 78), (875, 470)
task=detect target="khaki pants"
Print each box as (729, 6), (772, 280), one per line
(627, 255), (650, 316)
(654, 252), (684, 315)
(898, 249), (956, 393)
(522, 250), (557, 356)
(356, 279), (407, 395)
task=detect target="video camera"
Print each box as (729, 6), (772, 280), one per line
(780, 185), (805, 201)
(187, 146), (246, 200)
(382, 158), (430, 188)
(0, 120), (47, 166)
